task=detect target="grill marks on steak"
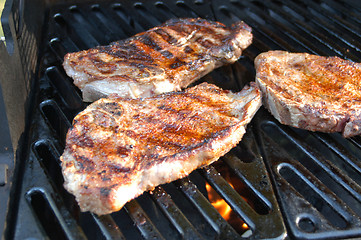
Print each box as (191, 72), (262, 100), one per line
(60, 82), (261, 215)
(255, 50), (361, 137)
(63, 18), (253, 102)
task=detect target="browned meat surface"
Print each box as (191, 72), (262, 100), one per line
(255, 50), (361, 138)
(63, 18), (253, 102)
(60, 82), (261, 215)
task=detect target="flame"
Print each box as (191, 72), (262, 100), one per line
(242, 222), (248, 229)
(205, 182), (232, 221)
(205, 180), (249, 233)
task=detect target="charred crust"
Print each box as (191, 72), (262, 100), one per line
(117, 42), (152, 62)
(74, 133), (94, 148)
(92, 111), (117, 129)
(153, 28), (178, 44)
(117, 146), (131, 157)
(100, 187), (111, 197)
(170, 58), (186, 69)
(196, 38), (214, 48)
(184, 46), (194, 53)
(277, 99), (292, 125)
(99, 170), (111, 181)
(91, 58), (117, 74)
(125, 130), (137, 138)
(138, 35), (162, 51)
(101, 176), (111, 181)
(108, 164), (131, 173)
(76, 155), (95, 171)
(97, 102), (123, 116)
(161, 50), (173, 59)
(157, 104), (176, 112)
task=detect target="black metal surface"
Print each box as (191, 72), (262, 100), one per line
(0, 81), (14, 240)
(1, 0), (361, 239)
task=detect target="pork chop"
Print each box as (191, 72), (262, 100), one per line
(63, 18), (253, 102)
(255, 50), (361, 137)
(60, 82), (261, 215)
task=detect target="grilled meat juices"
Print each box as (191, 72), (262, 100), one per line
(255, 50), (361, 138)
(63, 18), (253, 102)
(60, 82), (261, 215)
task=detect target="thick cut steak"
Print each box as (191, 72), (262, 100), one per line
(60, 82), (261, 215)
(63, 18), (253, 102)
(255, 50), (361, 137)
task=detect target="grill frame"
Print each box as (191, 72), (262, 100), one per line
(1, 0), (361, 239)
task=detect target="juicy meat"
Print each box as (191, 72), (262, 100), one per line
(255, 50), (361, 137)
(60, 82), (261, 215)
(63, 18), (253, 102)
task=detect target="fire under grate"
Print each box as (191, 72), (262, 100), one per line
(2, 0), (361, 239)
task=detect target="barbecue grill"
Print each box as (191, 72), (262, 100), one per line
(1, 0), (361, 239)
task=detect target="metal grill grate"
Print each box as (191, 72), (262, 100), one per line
(2, 0), (361, 239)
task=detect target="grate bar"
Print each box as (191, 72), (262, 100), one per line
(258, 128), (361, 239)
(83, 5), (124, 44)
(67, 6), (109, 46)
(124, 200), (165, 240)
(150, 186), (204, 240)
(54, 12), (98, 49)
(49, 37), (79, 61)
(275, 123), (361, 211)
(242, 1), (325, 55)
(263, 120), (361, 217)
(268, 0), (361, 60)
(278, 162), (353, 226)
(246, 1), (334, 56)
(222, 154), (273, 211)
(106, 3), (140, 37)
(174, 177), (241, 239)
(26, 188), (88, 240)
(312, 133), (361, 179)
(39, 100), (71, 146)
(200, 165), (257, 230)
(45, 66), (84, 112)
(348, 137), (361, 152)
(92, 214), (126, 240)
(217, 1), (309, 53)
(303, 0), (361, 50)
(319, 0), (361, 26)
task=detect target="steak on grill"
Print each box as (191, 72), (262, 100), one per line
(63, 18), (253, 102)
(255, 50), (361, 138)
(60, 82), (261, 215)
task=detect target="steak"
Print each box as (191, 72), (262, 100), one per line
(63, 18), (253, 102)
(60, 82), (261, 215)
(255, 50), (361, 138)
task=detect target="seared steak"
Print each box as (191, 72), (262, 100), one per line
(60, 82), (261, 215)
(255, 50), (361, 138)
(63, 18), (253, 102)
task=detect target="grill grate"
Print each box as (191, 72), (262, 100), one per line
(2, 0), (361, 239)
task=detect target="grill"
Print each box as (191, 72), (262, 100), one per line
(1, 0), (361, 239)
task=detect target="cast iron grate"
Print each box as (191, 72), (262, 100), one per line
(3, 0), (361, 239)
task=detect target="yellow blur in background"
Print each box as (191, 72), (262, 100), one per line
(0, 0), (5, 40)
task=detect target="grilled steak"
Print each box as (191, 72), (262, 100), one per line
(255, 50), (361, 138)
(60, 82), (261, 215)
(63, 18), (253, 102)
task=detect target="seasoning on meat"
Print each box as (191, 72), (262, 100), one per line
(60, 82), (261, 215)
(255, 50), (361, 138)
(63, 18), (253, 102)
